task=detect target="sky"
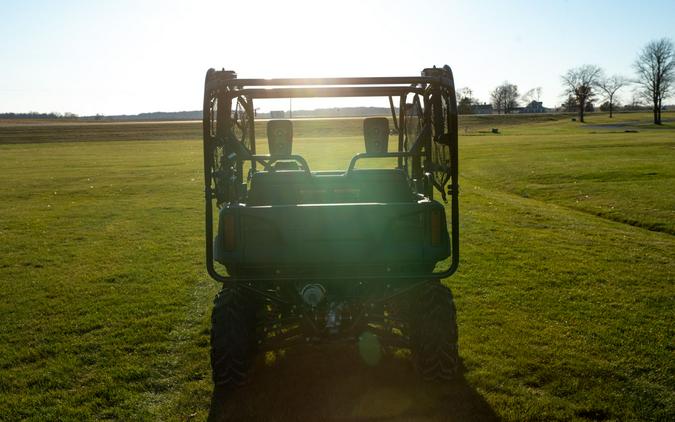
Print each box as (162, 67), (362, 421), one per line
(1, 0), (674, 115)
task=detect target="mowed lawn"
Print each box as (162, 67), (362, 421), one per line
(0, 113), (673, 420)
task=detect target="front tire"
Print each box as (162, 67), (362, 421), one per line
(409, 281), (460, 380)
(210, 285), (258, 388)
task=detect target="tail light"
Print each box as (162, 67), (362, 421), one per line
(430, 209), (441, 246)
(223, 214), (236, 251)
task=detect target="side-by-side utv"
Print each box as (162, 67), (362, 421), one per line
(202, 65), (460, 388)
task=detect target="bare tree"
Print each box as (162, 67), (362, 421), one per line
(521, 86), (543, 105)
(458, 87), (473, 100)
(504, 83), (520, 113)
(561, 65), (602, 122)
(535, 87), (542, 102)
(490, 87), (503, 114)
(596, 75), (628, 118)
(490, 82), (519, 114)
(634, 38), (674, 124)
(627, 90), (643, 110)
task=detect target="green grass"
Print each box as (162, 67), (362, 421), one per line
(0, 112), (673, 420)
(461, 123), (675, 235)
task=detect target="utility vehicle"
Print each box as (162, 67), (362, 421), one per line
(202, 65), (459, 387)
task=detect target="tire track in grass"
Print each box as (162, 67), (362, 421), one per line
(141, 275), (218, 420)
(456, 176), (674, 420)
(461, 175), (675, 241)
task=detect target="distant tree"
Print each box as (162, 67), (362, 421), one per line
(600, 100), (622, 112)
(457, 87), (475, 114)
(490, 82), (519, 114)
(634, 38), (674, 124)
(595, 75), (628, 118)
(626, 91), (643, 110)
(490, 88), (502, 114)
(521, 87), (543, 104)
(561, 95), (578, 112)
(458, 87), (473, 99)
(561, 65), (602, 122)
(458, 98), (473, 115)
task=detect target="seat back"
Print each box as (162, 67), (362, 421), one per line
(267, 120), (293, 155)
(363, 117), (389, 153)
(247, 169), (413, 205)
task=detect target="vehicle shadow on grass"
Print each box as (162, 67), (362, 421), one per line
(208, 344), (497, 421)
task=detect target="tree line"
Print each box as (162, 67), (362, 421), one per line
(0, 112), (79, 120)
(458, 38), (674, 125)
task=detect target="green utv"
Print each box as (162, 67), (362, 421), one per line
(202, 65), (460, 387)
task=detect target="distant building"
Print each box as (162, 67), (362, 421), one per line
(270, 110), (285, 118)
(472, 103), (493, 114)
(520, 101), (545, 113)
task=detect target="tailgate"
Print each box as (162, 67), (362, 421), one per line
(216, 201), (450, 270)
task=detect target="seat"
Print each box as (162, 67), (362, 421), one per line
(247, 171), (309, 205)
(346, 169), (413, 202)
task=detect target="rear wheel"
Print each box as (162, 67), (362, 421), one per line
(409, 281), (460, 380)
(210, 285), (258, 388)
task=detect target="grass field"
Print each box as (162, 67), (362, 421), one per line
(0, 112), (673, 420)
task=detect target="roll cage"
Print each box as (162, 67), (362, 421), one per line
(203, 65), (459, 284)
